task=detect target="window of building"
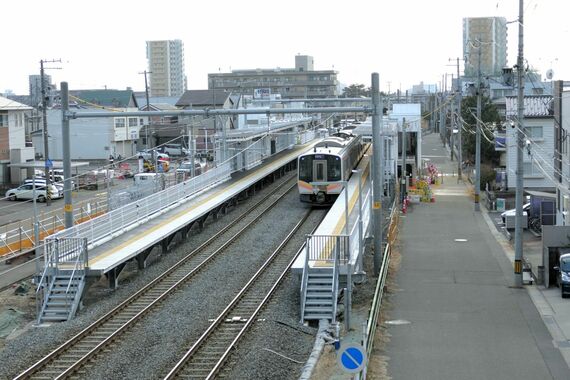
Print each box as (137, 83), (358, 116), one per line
(128, 117), (138, 127)
(523, 161), (543, 177)
(114, 117), (126, 128)
(524, 126), (543, 139)
(0, 113), (8, 127)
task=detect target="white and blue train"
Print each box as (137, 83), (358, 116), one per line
(297, 131), (365, 205)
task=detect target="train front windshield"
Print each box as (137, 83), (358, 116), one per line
(299, 154), (342, 182)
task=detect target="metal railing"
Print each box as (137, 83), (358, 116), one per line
(304, 234), (350, 263)
(36, 237), (88, 323)
(50, 161), (232, 250)
(361, 199), (399, 379)
(300, 234), (349, 323)
(0, 199), (107, 262)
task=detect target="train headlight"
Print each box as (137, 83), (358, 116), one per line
(316, 192), (326, 204)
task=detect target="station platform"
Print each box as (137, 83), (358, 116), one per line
(84, 142), (318, 286)
(291, 147), (372, 276)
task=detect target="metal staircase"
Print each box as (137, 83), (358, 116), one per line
(301, 267), (336, 321)
(300, 235), (347, 323)
(36, 237), (88, 324)
(38, 272), (85, 322)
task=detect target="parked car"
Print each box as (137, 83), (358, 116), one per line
(50, 174), (78, 190)
(500, 203), (531, 225)
(137, 149), (169, 161)
(22, 179), (63, 198)
(176, 161), (202, 177)
(158, 143), (189, 157)
(5, 184), (60, 202)
(27, 175), (76, 191)
(554, 253), (570, 298)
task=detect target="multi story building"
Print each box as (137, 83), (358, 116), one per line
(146, 40), (187, 97)
(208, 55), (338, 99)
(463, 17), (507, 77)
(0, 96), (34, 185)
(505, 95), (556, 192)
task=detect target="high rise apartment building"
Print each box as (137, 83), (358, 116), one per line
(146, 40), (187, 97)
(463, 17), (507, 77)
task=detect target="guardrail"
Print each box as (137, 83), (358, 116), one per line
(0, 199), (107, 261)
(50, 161), (232, 250)
(361, 199), (399, 380)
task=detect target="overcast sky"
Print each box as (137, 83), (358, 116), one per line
(1, 0), (566, 95)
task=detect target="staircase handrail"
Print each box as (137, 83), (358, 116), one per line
(331, 235), (342, 324)
(36, 240), (55, 293)
(65, 239), (87, 294)
(300, 236), (310, 322)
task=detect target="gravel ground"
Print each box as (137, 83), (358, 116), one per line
(79, 188), (308, 379)
(0, 172), (295, 380)
(1, 173), (394, 380)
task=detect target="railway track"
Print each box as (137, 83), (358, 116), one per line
(164, 208), (326, 379)
(15, 174), (298, 380)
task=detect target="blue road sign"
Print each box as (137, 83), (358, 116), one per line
(338, 344), (367, 374)
(45, 159), (53, 169)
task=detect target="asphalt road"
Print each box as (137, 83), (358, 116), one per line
(383, 133), (569, 379)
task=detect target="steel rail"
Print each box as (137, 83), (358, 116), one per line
(164, 208), (326, 379)
(14, 174), (297, 380)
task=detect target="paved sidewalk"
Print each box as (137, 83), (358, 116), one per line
(382, 133), (569, 379)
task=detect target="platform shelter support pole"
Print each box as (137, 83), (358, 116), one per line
(61, 82), (73, 228)
(371, 73), (384, 276)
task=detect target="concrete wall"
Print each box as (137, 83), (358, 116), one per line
(9, 147), (35, 185)
(32, 109), (113, 160)
(506, 117), (556, 190)
(542, 225), (570, 287)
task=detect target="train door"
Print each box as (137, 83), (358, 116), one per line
(313, 159), (327, 182)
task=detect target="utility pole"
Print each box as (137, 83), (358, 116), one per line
(474, 39), (482, 212)
(401, 118), (407, 205)
(440, 75), (445, 145)
(371, 73), (384, 276)
(61, 82), (73, 228)
(40, 59), (61, 206)
(514, 0), (525, 287)
(456, 57), (463, 180)
(139, 70), (152, 150)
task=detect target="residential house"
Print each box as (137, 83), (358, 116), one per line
(392, 103), (423, 177)
(553, 81), (570, 225)
(0, 96), (34, 185)
(505, 95), (556, 192)
(31, 89), (145, 161)
(175, 89), (233, 155)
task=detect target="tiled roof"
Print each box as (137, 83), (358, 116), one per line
(69, 89), (137, 108)
(176, 89), (229, 108)
(0, 96), (33, 110)
(505, 95), (553, 117)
